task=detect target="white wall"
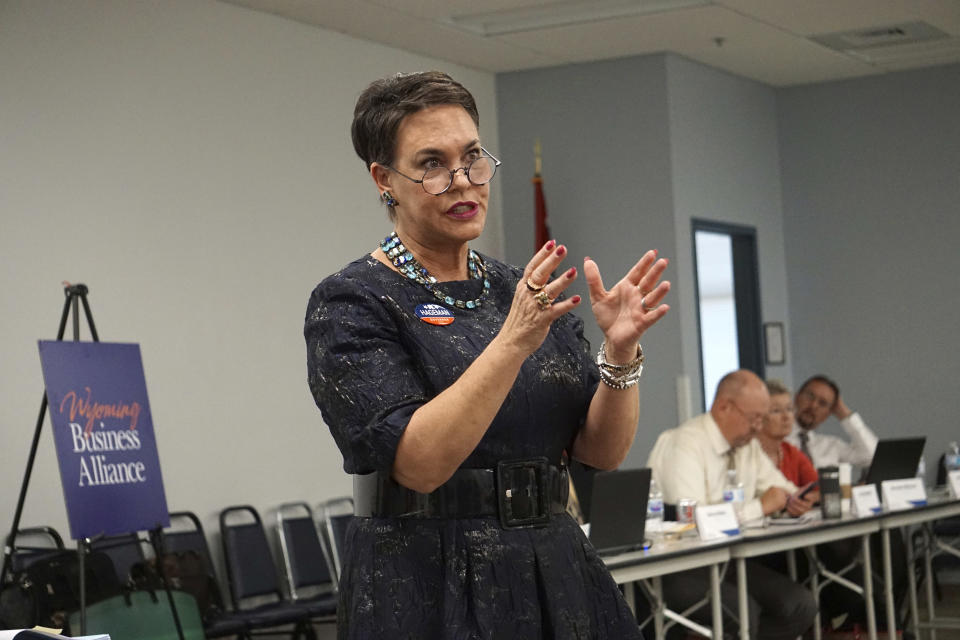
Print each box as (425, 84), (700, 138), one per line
(0, 0), (502, 561)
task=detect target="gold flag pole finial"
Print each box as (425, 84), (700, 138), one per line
(534, 138), (542, 177)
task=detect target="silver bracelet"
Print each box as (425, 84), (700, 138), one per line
(596, 340), (644, 372)
(598, 368), (642, 389)
(596, 340), (644, 389)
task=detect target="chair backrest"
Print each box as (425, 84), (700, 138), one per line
(318, 497), (354, 582)
(7, 526), (65, 573)
(276, 502), (335, 599)
(88, 533), (148, 586)
(219, 505), (284, 608)
(161, 510), (228, 613)
(163, 511), (216, 576)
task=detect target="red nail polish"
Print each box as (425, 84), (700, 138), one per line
(572, 295), (581, 304)
(557, 245), (566, 256)
(567, 267), (576, 278)
(584, 256), (591, 262)
(545, 239), (555, 250)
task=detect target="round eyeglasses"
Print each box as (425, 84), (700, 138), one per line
(386, 147), (501, 196)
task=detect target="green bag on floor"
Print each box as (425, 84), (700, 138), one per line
(68, 590), (205, 640)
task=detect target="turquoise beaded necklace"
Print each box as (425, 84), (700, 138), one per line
(380, 231), (491, 309)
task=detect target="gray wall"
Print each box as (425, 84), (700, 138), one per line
(778, 64), (960, 479)
(666, 55), (793, 408)
(496, 54), (793, 464)
(497, 56), (684, 468)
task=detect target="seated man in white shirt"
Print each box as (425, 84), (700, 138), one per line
(648, 369), (817, 640)
(785, 374), (878, 469)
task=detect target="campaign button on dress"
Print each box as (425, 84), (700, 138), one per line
(415, 303), (454, 326)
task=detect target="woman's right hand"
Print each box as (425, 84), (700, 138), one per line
(496, 240), (582, 356)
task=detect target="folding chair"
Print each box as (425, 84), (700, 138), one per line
(161, 511), (247, 638)
(317, 497), (354, 583)
(6, 525), (65, 573)
(220, 505), (318, 639)
(87, 533), (149, 587)
(275, 502), (337, 623)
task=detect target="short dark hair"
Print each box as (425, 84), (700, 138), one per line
(798, 374), (840, 407)
(351, 71), (480, 170)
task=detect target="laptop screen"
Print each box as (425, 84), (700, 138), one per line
(862, 437), (926, 486)
(588, 468), (651, 555)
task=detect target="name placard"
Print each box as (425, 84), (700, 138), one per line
(696, 503), (740, 540)
(948, 470), (960, 500)
(851, 484), (882, 517)
(881, 478), (927, 512)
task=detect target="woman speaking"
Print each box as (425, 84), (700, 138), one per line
(305, 71), (670, 638)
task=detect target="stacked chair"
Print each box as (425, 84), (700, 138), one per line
(1, 499), (355, 638)
(219, 505), (334, 639)
(316, 497), (354, 583)
(6, 526), (66, 573)
(275, 502), (338, 614)
(87, 533), (149, 587)
(161, 511), (249, 638)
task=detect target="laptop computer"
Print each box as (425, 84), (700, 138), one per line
(587, 467), (651, 556)
(861, 437), (926, 487)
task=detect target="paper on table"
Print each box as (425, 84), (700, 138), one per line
(0, 631), (110, 640)
(768, 513), (814, 525)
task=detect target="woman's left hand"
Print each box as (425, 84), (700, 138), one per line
(583, 251), (671, 362)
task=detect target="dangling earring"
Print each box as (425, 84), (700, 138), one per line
(381, 191), (398, 207)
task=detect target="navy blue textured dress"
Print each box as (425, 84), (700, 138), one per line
(305, 253), (641, 639)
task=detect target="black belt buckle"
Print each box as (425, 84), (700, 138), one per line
(496, 457), (551, 529)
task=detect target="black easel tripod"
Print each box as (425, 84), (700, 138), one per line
(1, 283), (185, 640)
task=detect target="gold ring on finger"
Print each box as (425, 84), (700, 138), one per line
(641, 296), (653, 313)
(534, 291), (553, 310)
(526, 277), (546, 292)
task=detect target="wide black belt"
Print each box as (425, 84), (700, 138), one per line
(353, 457), (568, 529)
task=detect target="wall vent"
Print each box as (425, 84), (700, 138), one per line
(812, 21), (949, 52)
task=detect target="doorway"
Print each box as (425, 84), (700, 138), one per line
(692, 220), (764, 409)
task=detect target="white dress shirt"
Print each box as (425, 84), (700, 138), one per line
(784, 412), (878, 469)
(647, 413), (797, 523)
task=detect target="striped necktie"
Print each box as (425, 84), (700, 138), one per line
(798, 431), (813, 462)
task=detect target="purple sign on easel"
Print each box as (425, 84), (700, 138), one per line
(38, 341), (169, 539)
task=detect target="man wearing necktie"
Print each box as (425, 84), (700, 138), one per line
(647, 370), (817, 640)
(785, 375), (878, 469)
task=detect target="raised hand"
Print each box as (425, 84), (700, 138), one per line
(498, 240), (582, 356)
(583, 251), (671, 361)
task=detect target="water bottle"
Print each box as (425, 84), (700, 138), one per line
(946, 442), (960, 472)
(647, 478), (664, 533)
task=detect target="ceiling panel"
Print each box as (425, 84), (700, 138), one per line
(217, 0), (960, 85)
(717, 0), (960, 36)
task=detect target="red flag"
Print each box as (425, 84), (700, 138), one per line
(533, 174), (550, 251)
(533, 139), (550, 251)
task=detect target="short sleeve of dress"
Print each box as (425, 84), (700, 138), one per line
(305, 272), (428, 474)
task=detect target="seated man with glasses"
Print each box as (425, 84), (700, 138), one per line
(785, 374), (878, 469)
(647, 370), (817, 640)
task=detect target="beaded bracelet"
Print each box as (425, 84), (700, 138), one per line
(596, 340), (644, 389)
